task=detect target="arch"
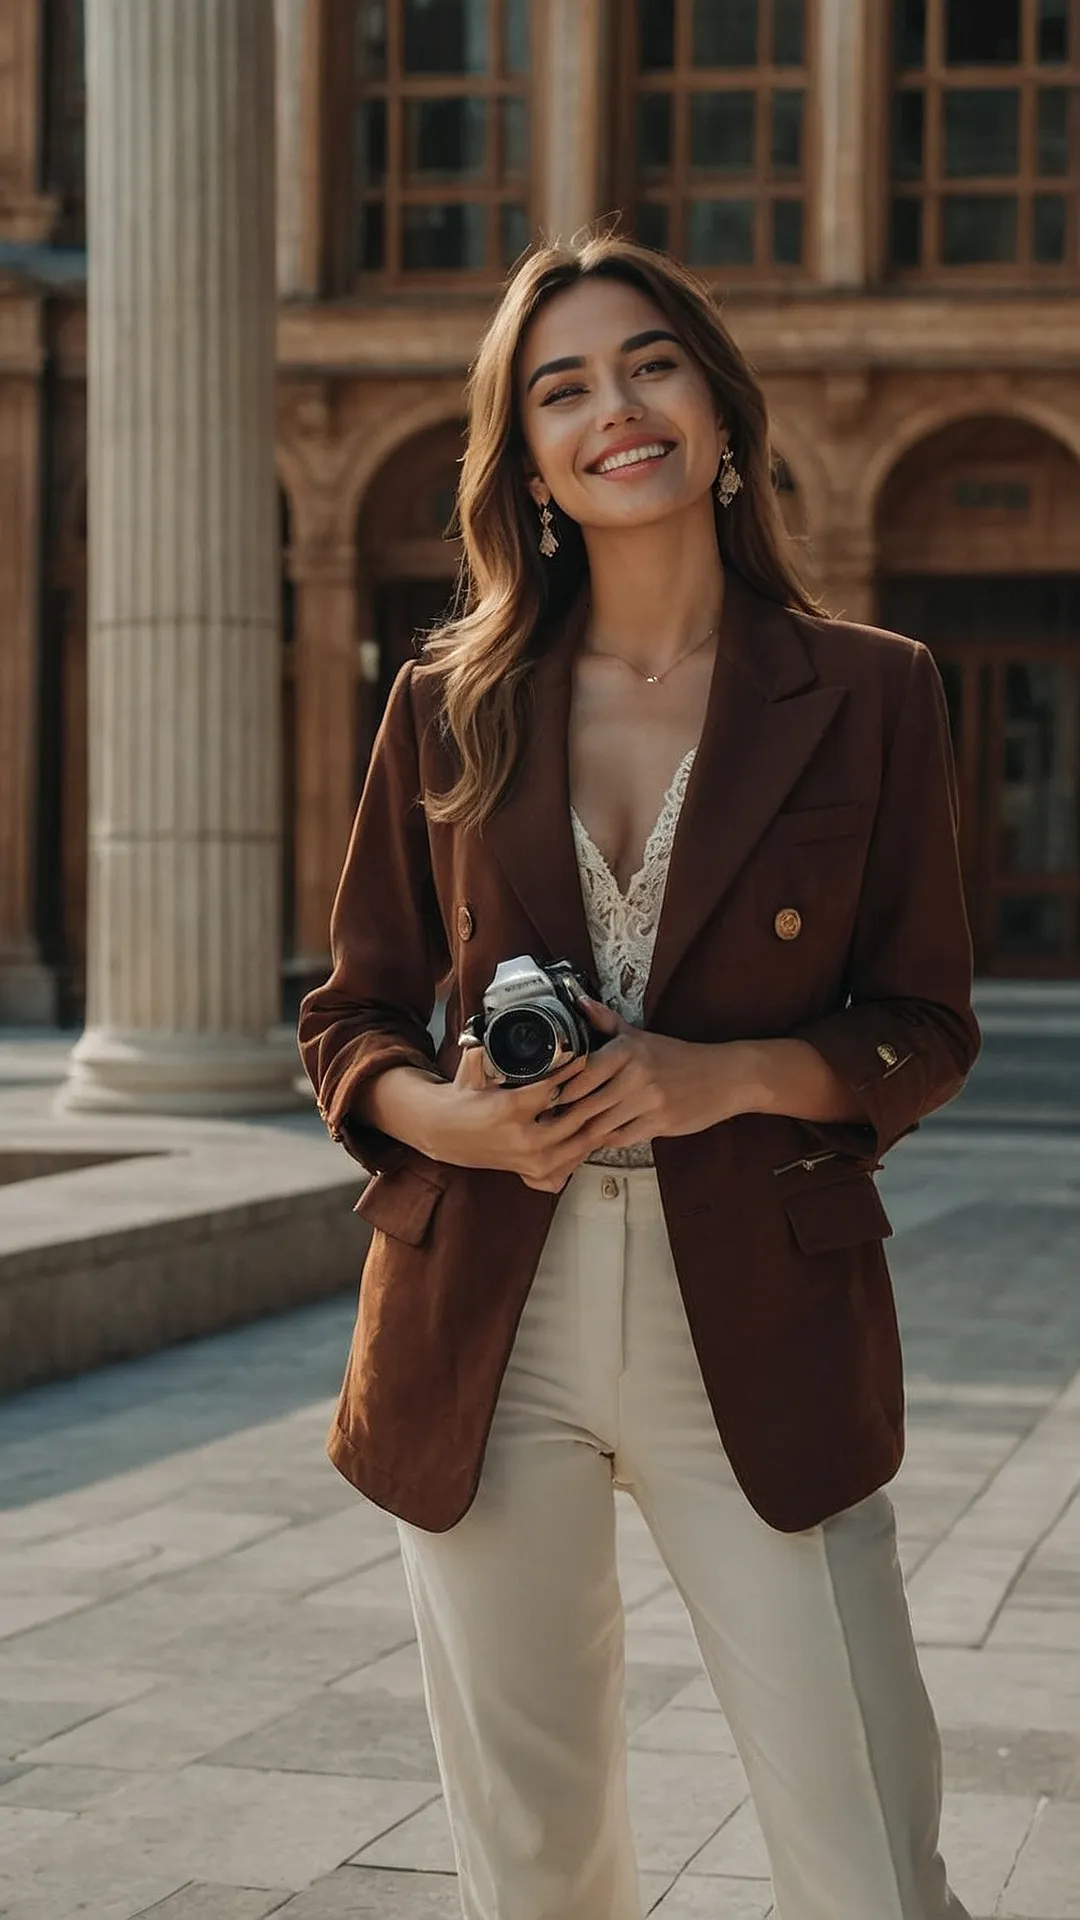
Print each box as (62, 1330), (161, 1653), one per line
(875, 412), (1080, 577)
(340, 393), (469, 534)
(860, 397), (1080, 529)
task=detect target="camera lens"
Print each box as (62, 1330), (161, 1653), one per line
(486, 1009), (559, 1083)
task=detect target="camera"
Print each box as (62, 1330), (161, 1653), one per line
(460, 955), (605, 1085)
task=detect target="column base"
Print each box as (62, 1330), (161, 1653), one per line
(56, 1026), (307, 1116)
(0, 957), (59, 1026)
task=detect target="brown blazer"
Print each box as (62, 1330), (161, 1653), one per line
(298, 571), (980, 1535)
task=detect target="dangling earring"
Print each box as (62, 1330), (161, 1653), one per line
(715, 446), (742, 509)
(538, 497), (559, 557)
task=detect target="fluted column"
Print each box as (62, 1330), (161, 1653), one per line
(537, 0), (609, 241)
(61, 0), (298, 1112)
(816, 0), (871, 287)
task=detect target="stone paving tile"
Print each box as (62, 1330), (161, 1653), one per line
(690, 1796), (769, 1878)
(354, 1795), (455, 1874)
(630, 1702), (741, 1756)
(133, 1889), (291, 1919)
(651, 1874), (774, 1917)
(940, 1724), (1080, 1801)
(0, 1763), (140, 1811)
(17, 1677), (320, 1772)
(937, 1791), (1042, 1915)
(627, 1748), (748, 1875)
(999, 1799), (1080, 1916)
(208, 1691), (440, 1781)
(271, 1866), (461, 1917)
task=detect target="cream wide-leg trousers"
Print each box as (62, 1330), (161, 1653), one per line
(397, 1164), (969, 1920)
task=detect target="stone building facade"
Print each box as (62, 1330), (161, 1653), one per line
(2, 0), (1080, 1040)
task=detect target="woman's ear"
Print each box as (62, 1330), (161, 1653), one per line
(524, 472), (549, 510)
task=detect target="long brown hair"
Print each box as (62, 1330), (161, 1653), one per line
(420, 231), (823, 830)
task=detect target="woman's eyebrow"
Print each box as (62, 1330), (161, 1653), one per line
(524, 328), (681, 394)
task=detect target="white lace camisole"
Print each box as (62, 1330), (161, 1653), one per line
(570, 747), (696, 1168)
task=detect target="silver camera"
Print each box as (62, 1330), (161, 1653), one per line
(461, 954), (603, 1085)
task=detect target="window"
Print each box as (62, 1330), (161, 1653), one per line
(888, 0), (1079, 276)
(619, 0), (813, 275)
(353, 0), (531, 281)
(44, 0), (86, 248)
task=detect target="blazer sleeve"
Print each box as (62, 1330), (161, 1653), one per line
(297, 661), (451, 1175)
(790, 639), (981, 1161)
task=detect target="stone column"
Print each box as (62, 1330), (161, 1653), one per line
(289, 537), (360, 988)
(61, 0), (298, 1113)
(816, 0), (871, 288)
(817, 534), (877, 625)
(537, 0), (609, 240)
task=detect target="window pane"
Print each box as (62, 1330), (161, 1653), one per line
(892, 88), (924, 177)
(1000, 664), (1080, 874)
(356, 1), (388, 78)
(1038, 88), (1070, 174)
(639, 0), (675, 69)
(693, 0), (758, 66)
(691, 92), (756, 173)
(635, 201), (670, 249)
(946, 0), (1020, 64)
(637, 93), (673, 176)
(500, 202), (529, 265)
(942, 193), (1018, 261)
(356, 100), (387, 187)
(944, 89), (1019, 175)
(504, 0), (529, 72)
(1034, 193), (1067, 260)
(1039, 0), (1069, 62)
(501, 97), (527, 178)
(402, 201), (488, 267)
(360, 200), (386, 270)
(894, 0), (926, 68)
(772, 198), (803, 263)
(998, 895), (1068, 953)
(771, 90), (804, 172)
(890, 195), (923, 266)
(404, 0), (489, 74)
(687, 198), (756, 263)
(773, 0), (805, 65)
(404, 98), (487, 179)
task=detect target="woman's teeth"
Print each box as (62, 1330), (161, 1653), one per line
(594, 443), (672, 474)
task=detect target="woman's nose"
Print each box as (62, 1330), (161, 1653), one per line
(595, 379), (644, 431)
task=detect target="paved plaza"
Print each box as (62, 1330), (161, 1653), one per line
(1, 1025), (1080, 1914)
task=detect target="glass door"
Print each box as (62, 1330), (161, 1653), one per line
(881, 577), (1080, 975)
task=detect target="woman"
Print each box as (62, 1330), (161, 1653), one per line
(299, 233), (979, 1920)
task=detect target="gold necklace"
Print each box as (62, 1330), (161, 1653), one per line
(584, 619), (721, 686)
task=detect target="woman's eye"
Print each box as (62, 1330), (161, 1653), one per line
(635, 356), (677, 375)
(540, 383), (585, 405)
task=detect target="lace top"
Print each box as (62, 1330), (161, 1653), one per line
(570, 748), (696, 1168)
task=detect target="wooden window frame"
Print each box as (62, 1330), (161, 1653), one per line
(350, 0), (533, 290)
(885, 0), (1080, 283)
(614, 0), (818, 283)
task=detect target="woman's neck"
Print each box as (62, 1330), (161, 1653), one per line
(580, 496), (726, 676)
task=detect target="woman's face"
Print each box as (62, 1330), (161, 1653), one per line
(517, 275), (728, 535)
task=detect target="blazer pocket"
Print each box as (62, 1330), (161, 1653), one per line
(784, 1174), (893, 1255)
(354, 1164), (444, 1247)
(775, 801), (868, 844)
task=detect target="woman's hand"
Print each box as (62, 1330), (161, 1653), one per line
(553, 998), (755, 1150)
(419, 1040), (631, 1193)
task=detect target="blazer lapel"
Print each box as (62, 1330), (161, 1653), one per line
(644, 574), (846, 1023)
(482, 595), (598, 985)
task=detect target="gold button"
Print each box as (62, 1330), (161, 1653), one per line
(601, 1176), (620, 1200)
(876, 1043), (899, 1068)
(774, 907), (802, 941)
(456, 904), (475, 943)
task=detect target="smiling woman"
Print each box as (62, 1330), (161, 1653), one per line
(299, 225), (980, 1920)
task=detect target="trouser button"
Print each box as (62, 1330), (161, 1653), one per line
(601, 1176), (620, 1199)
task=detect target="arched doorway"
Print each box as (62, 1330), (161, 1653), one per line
(877, 416), (1080, 975)
(356, 418), (465, 775)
